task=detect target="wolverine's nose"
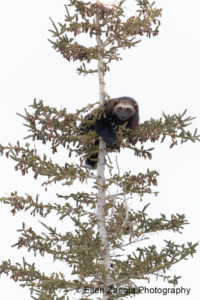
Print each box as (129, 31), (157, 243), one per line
(120, 115), (127, 121)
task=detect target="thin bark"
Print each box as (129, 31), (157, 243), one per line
(95, 1), (111, 298)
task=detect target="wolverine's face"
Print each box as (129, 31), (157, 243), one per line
(114, 100), (138, 121)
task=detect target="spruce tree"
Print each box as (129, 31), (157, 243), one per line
(0, 1), (199, 299)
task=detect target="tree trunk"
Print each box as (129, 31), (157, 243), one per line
(96, 2), (110, 299)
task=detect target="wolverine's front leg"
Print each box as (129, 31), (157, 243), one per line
(95, 120), (116, 144)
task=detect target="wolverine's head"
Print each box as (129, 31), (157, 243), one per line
(113, 99), (138, 121)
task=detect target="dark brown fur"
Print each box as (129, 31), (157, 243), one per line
(81, 97), (139, 167)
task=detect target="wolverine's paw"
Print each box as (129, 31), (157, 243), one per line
(85, 158), (97, 168)
(102, 131), (116, 144)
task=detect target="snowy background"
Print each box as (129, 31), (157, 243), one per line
(0, 0), (200, 299)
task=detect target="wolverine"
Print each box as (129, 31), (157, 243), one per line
(80, 97), (139, 167)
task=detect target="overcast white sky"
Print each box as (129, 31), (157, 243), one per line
(0, 0), (200, 299)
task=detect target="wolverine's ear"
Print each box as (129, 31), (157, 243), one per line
(114, 100), (118, 106)
(134, 103), (138, 109)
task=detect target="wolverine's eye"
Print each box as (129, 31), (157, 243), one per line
(126, 108), (131, 114)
